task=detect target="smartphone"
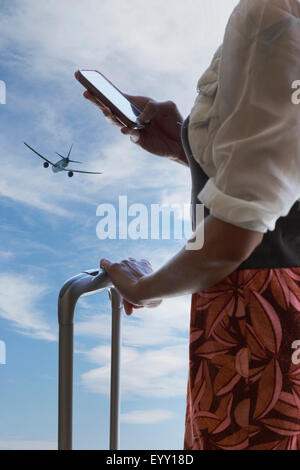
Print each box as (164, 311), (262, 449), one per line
(75, 69), (147, 129)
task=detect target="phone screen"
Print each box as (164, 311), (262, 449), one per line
(80, 70), (141, 123)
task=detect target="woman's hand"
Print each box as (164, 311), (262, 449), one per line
(100, 257), (162, 316)
(83, 91), (188, 165)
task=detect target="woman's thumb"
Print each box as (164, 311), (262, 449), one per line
(138, 101), (157, 123)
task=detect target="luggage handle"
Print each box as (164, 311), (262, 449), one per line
(58, 268), (123, 450)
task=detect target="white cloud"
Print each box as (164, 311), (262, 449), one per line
(120, 409), (176, 424)
(75, 248), (191, 400)
(0, 121), (190, 217)
(1, 0), (237, 81)
(0, 251), (15, 260)
(81, 342), (189, 399)
(75, 294), (190, 346)
(0, 0), (239, 216)
(0, 137), (96, 217)
(0, 437), (56, 450)
(0, 0), (238, 105)
(0, 164), (72, 217)
(0, 273), (56, 341)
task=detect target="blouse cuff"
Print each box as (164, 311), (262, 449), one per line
(198, 178), (283, 233)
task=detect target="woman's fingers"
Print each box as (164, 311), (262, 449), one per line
(123, 299), (133, 316)
(123, 298), (144, 316)
(83, 90), (143, 144)
(83, 90), (106, 109)
(83, 91), (123, 127)
(83, 90), (111, 115)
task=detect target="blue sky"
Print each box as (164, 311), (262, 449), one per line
(0, 0), (238, 450)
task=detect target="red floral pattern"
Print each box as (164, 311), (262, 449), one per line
(184, 267), (300, 450)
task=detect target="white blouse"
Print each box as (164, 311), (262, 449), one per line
(188, 0), (300, 233)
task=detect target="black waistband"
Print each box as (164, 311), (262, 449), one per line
(181, 115), (300, 269)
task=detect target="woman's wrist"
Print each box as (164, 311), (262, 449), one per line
(169, 148), (189, 167)
(133, 274), (162, 305)
(176, 152), (189, 167)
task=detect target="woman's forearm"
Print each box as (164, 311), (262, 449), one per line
(135, 243), (242, 302)
(134, 215), (251, 303)
(99, 215), (262, 312)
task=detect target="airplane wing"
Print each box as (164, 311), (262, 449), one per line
(63, 168), (103, 174)
(24, 142), (55, 166)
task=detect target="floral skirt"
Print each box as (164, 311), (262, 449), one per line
(184, 267), (300, 450)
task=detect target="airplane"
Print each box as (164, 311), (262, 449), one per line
(24, 142), (102, 177)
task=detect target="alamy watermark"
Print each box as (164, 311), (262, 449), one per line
(0, 340), (6, 365)
(291, 80), (300, 104)
(96, 196), (205, 250)
(291, 340), (300, 365)
(0, 80), (6, 104)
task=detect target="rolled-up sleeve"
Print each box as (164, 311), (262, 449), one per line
(198, 0), (300, 233)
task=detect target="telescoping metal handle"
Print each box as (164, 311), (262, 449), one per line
(57, 268), (123, 450)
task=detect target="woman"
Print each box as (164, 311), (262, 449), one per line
(84, 0), (300, 450)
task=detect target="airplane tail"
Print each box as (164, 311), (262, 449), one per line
(67, 144), (73, 158)
(56, 144), (82, 163)
(67, 144), (82, 163)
